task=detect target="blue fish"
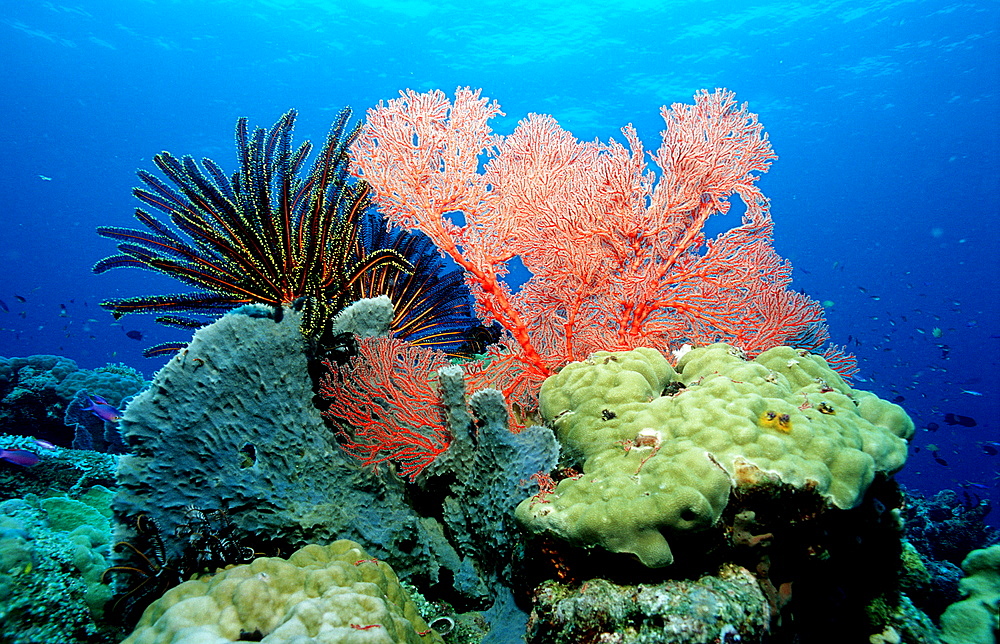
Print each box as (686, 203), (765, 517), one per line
(82, 394), (122, 422)
(0, 449), (39, 467)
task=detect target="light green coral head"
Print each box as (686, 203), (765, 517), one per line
(516, 344), (915, 568)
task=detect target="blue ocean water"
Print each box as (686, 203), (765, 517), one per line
(1, 0), (997, 526)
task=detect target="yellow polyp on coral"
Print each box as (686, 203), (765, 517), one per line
(759, 410), (793, 433)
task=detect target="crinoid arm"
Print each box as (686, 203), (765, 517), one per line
(94, 107), (415, 344)
(356, 210), (483, 354)
(96, 292), (252, 320)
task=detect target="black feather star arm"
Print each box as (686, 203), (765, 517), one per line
(154, 315), (212, 330)
(142, 342), (190, 358)
(97, 292), (251, 319)
(356, 210), (484, 354)
(94, 108), (414, 342)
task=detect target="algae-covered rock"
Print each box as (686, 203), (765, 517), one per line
(122, 540), (444, 644)
(516, 343), (914, 567)
(527, 564), (769, 643)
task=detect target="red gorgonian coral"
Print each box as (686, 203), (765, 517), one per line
(351, 87), (846, 406)
(318, 336), (451, 481)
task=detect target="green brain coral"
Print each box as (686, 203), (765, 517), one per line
(515, 343), (914, 568)
(122, 540), (443, 644)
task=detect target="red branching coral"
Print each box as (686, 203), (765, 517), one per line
(318, 336), (451, 481)
(352, 87), (840, 406)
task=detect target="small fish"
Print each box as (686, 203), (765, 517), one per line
(960, 390), (983, 396)
(944, 413), (977, 428)
(33, 438), (56, 451)
(961, 481), (989, 490)
(980, 444), (999, 456)
(0, 299), (7, 313)
(933, 455), (949, 467)
(925, 422), (939, 432)
(14, 295), (26, 303)
(0, 449), (40, 467)
(892, 395), (905, 404)
(38, 175), (52, 181)
(125, 330), (144, 341)
(82, 394), (122, 422)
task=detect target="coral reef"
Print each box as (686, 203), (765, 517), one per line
(113, 301), (549, 633)
(64, 389), (129, 453)
(0, 432), (117, 500)
(420, 365), (559, 603)
(352, 88), (851, 409)
(0, 355), (145, 447)
(121, 539), (444, 643)
(904, 488), (999, 621)
(906, 489), (998, 566)
(0, 486), (124, 643)
(320, 331), (559, 606)
(515, 343), (913, 567)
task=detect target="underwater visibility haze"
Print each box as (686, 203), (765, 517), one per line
(0, 0), (998, 642)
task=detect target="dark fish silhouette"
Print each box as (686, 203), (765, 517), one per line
(979, 442), (999, 456)
(0, 299), (7, 313)
(892, 395), (905, 403)
(925, 422), (939, 432)
(933, 455), (949, 467)
(944, 413), (977, 428)
(125, 330), (144, 341)
(13, 295), (25, 303)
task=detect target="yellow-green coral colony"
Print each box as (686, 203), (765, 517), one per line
(121, 540), (443, 643)
(515, 343), (914, 568)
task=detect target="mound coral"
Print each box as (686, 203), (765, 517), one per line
(515, 343), (914, 567)
(121, 540), (443, 644)
(940, 544), (1000, 644)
